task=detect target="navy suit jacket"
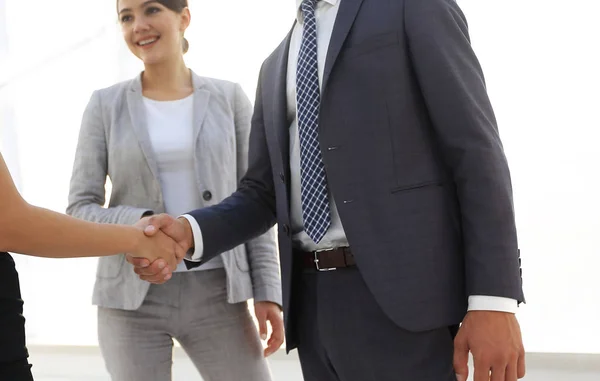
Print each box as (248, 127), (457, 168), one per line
(189, 0), (525, 350)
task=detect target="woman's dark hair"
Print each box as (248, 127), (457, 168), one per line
(153, 0), (188, 13)
(116, 0), (188, 14)
(117, 0), (190, 53)
(157, 0), (190, 53)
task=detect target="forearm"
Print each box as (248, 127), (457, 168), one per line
(190, 186), (276, 261)
(1, 202), (141, 258)
(67, 201), (152, 226)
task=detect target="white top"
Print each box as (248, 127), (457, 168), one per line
(144, 94), (223, 272)
(185, 0), (518, 313)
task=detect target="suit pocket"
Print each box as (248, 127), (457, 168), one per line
(233, 247), (250, 272)
(391, 181), (445, 194)
(96, 254), (125, 279)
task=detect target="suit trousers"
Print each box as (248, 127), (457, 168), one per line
(0, 253), (34, 381)
(97, 268), (271, 381)
(293, 266), (459, 381)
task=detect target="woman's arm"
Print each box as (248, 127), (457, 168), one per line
(66, 90), (153, 225)
(0, 153), (181, 267)
(233, 83), (282, 306)
(232, 82), (284, 357)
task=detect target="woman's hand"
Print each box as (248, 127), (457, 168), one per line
(131, 228), (184, 277)
(255, 301), (285, 357)
(127, 215), (193, 283)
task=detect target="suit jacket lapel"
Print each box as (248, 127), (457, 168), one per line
(267, 0), (363, 166)
(190, 71), (211, 145)
(322, 0), (364, 95)
(267, 29), (294, 170)
(126, 74), (160, 181)
(127, 71), (210, 182)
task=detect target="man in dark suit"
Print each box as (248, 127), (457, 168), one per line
(129, 0), (526, 379)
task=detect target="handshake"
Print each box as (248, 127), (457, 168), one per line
(124, 213), (286, 357)
(127, 214), (193, 283)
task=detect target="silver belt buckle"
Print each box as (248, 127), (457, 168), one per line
(314, 248), (337, 272)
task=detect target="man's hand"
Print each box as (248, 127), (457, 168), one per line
(454, 311), (525, 381)
(126, 214), (194, 284)
(131, 228), (182, 272)
(254, 301), (285, 357)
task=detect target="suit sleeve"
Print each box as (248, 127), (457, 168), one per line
(66, 91), (153, 225)
(404, 0), (524, 302)
(187, 67), (278, 264)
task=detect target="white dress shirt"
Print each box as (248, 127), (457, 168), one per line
(186, 0), (518, 313)
(144, 94), (223, 272)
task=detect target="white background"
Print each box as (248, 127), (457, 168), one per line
(1, 0), (599, 353)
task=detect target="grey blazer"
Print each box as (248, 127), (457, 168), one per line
(66, 70), (282, 311)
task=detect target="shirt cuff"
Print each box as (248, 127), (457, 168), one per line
(179, 214), (204, 262)
(468, 295), (519, 314)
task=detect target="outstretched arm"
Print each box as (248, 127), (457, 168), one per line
(0, 153), (181, 267)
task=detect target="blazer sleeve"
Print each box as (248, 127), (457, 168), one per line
(233, 83), (282, 306)
(66, 91), (153, 225)
(404, 0), (524, 302)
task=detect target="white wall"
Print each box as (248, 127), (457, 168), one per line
(1, 0), (599, 353)
(458, 0), (600, 353)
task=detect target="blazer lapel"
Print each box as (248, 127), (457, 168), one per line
(127, 71), (210, 181)
(126, 74), (160, 180)
(322, 0), (364, 95)
(267, 29), (294, 170)
(190, 71), (211, 144)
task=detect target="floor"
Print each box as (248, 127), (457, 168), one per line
(27, 346), (600, 381)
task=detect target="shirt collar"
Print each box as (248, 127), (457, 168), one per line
(295, 0), (338, 24)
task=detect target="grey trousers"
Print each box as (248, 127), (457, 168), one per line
(97, 269), (272, 381)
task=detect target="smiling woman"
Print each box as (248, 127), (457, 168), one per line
(63, 0), (284, 380)
(117, 0), (190, 58)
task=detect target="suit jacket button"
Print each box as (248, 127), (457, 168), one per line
(202, 190), (212, 201)
(279, 172), (285, 183)
(282, 224), (290, 235)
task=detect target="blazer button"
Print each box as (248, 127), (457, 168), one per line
(279, 172), (285, 183)
(202, 190), (212, 201)
(282, 224), (290, 236)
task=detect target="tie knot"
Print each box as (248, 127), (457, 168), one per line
(301, 0), (320, 13)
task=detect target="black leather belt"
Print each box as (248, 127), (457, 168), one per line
(296, 247), (356, 271)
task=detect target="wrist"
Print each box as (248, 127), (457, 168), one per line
(177, 216), (194, 250)
(127, 225), (145, 255)
(255, 301), (283, 311)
